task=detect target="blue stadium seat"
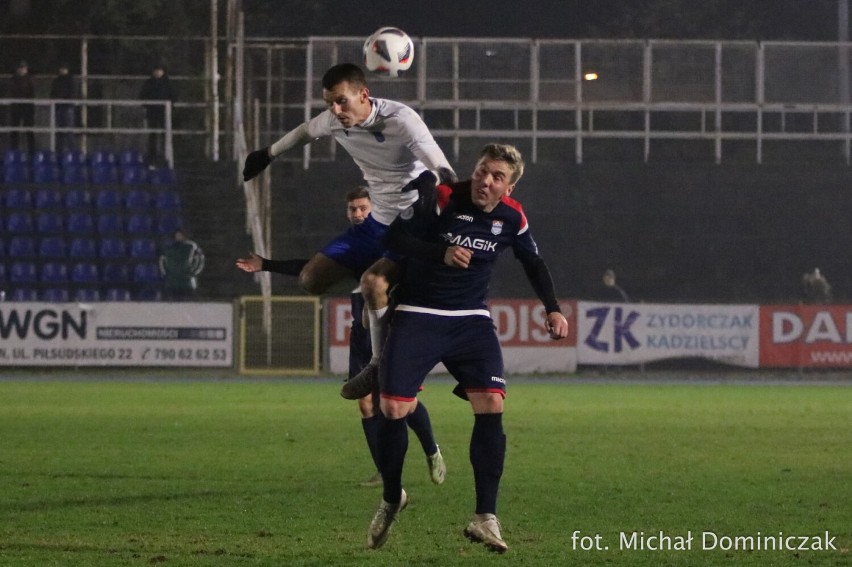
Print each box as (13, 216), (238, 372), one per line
(157, 213), (183, 235)
(10, 261), (37, 284)
(67, 212), (95, 234)
(40, 262), (68, 283)
(134, 288), (163, 301)
(8, 236), (35, 258)
(11, 288), (38, 301)
(133, 262), (162, 284)
(33, 164), (61, 183)
(127, 213), (154, 234)
(121, 164), (148, 185)
(41, 288), (70, 302)
(118, 150), (144, 166)
(6, 211), (35, 233)
(65, 188), (92, 208)
(104, 287), (132, 301)
(97, 213), (124, 234)
(35, 188), (64, 209)
(70, 262), (100, 284)
(96, 188), (122, 209)
(148, 166), (177, 185)
(37, 212), (64, 234)
(102, 263), (130, 284)
(4, 187), (33, 209)
(99, 237), (127, 259)
(90, 164), (119, 185)
(38, 236), (67, 258)
(154, 190), (181, 210)
(75, 288), (101, 302)
(130, 238), (157, 259)
(4, 163), (30, 184)
(32, 150), (58, 165)
(69, 237), (97, 258)
(62, 163), (89, 184)
(125, 189), (151, 209)
(61, 149), (86, 166)
(3, 149), (27, 165)
(89, 150), (116, 167)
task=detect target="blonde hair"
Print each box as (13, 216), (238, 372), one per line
(480, 143), (525, 184)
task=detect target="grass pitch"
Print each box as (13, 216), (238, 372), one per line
(0, 376), (849, 566)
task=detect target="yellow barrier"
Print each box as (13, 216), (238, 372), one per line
(238, 296), (321, 375)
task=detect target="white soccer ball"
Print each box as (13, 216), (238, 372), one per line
(363, 27), (414, 77)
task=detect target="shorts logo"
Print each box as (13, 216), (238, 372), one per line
(491, 376), (506, 384)
(491, 220), (504, 235)
(371, 131), (386, 143)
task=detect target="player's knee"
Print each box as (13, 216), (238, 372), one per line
(298, 269), (326, 295)
(380, 398), (413, 420)
(359, 271), (388, 298)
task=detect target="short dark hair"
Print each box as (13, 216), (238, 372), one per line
(346, 186), (370, 202)
(322, 63), (367, 90)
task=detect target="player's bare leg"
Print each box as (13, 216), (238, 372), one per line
(298, 253), (353, 295)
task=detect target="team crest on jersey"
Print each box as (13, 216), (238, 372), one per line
(400, 206), (414, 220)
(491, 220), (504, 235)
(371, 131), (386, 143)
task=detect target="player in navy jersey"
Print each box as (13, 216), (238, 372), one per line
(242, 63), (455, 400)
(235, 188), (446, 488)
(365, 144), (569, 553)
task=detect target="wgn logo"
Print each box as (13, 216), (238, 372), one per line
(584, 306), (641, 353)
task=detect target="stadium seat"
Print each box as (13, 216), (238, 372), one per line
(75, 288), (101, 302)
(127, 213), (154, 234)
(6, 211), (35, 233)
(134, 288), (163, 301)
(41, 262), (68, 283)
(61, 149), (86, 166)
(118, 150), (144, 166)
(154, 190), (181, 210)
(11, 288), (38, 301)
(148, 166), (177, 185)
(69, 237), (97, 258)
(10, 261), (37, 284)
(0, 262), (5, 283)
(62, 163), (89, 184)
(33, 164), (61, 183)
(32, 150), (58, 165)
(35, 188), (64, 209)
(8, 236), (36, 258)
(3, 149), (27, 165)
(4, 163), (30, 184)
(99, 237), (127, 259)
(125, 189), (151, 209)
(89, 150), (116, 167)
(101, 263), (130, 284)
(95, 188), (122, 209)
(70, 262), (100, 284)
(90, 164), (119, 185)
(38, 236), (67, 258)
(133, 262), (162, 284)
(130, 238), (157, 259)
(121, 164), (148, 185)
(36, 212), (64, 234)
(67, 212), (96, 234)
(97, 213), (124, 234)
(65, 188), (92, 208)
(157, 213), (183, 235)
(41, 288), (70, 302)
(4, 187), (33, 209)
(104, 287), (132, 301)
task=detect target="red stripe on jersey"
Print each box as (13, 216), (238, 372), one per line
(463, 387), (507, 399)
(436, 184), (453, 214)
(500, 195), (528, 231)
(380, 393), (418, 402)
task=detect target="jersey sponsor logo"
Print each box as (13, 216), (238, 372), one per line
(445, 233), (498, 252)
(491, 220), (504, 235)
(456, 214), (474, 222)
(371, 131), (385, 142)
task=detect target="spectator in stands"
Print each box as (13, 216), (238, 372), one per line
(50, 63), (78, 152)
(801, 267), (832, 304)
(159, 229), (205, 300)
(9, 60), (36, 154)
(597, 268), (630, 302)
(139, 63), (177, 166)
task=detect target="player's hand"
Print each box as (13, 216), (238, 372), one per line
(545, 311), (569, 340)
(243, 147), (272, 181)
(235, 252), (264, 273)
(433, 166), (457, 185)
(444, 245), (473, 269)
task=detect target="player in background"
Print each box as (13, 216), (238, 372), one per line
(241, 63), (456, 399)
(235, 187), (446, 487)
(364, 144), (569, 552)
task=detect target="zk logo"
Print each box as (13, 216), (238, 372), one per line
(584, 306), (641, 352)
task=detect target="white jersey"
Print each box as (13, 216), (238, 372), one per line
(273, 98), (453, 225)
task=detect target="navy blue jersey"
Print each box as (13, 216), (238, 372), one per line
(386, 180), (560, 313)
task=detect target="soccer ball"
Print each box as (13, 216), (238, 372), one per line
(363, 27), (414, 77)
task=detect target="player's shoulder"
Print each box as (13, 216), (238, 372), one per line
(496, 195), (529, 231)
(372, 97), (422, 122)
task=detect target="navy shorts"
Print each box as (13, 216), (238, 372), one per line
(379, 310), (505, 401)
(320, 214), (388, 275)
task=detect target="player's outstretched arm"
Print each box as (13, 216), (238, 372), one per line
(242, 148), (272, 181)
(236, 252), (264, 272)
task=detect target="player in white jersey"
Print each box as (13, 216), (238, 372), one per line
(243, 63), (455, 392)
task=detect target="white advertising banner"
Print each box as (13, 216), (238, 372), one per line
(576, 302), (759, 367)
(327, 298), (577, 374)
(0, 302), (233, 367)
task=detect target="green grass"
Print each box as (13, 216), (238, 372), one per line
(0, 377), (849, 566)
